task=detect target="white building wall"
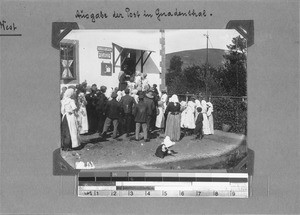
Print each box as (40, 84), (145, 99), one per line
(64, 30), (162, 90)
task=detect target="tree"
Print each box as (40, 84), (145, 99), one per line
(166, 56), (186, 94)
(168, 55), (183, 73)
(218, 35), (247, 96)
(166, 55), (224, 96)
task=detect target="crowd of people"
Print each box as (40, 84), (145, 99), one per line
(60, 71), (214, 152)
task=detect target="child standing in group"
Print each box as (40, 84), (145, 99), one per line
(194, 107), (203, 140)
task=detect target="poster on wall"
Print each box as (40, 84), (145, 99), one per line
(98, 46), (112, 59)
(101, 62), (112, 76)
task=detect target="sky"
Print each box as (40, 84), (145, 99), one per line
(65, 29), (242, 54)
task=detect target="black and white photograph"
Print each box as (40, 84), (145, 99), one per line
(59, 29), (248, 170)
(1, 0), (299, 213)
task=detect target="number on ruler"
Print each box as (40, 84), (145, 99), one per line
(213, 191), (219, 196)
(230, 190), (235, 196)
(111, 191), (117, 196)
(94, 191), (99, 196)
(128, 191), (134, 196)
(85, 191), (93, 196)
(180, 191), (184, 196)
(162, 191), (167, 196)
(196, 191), (201, 196)
(145, 191), (151, 196)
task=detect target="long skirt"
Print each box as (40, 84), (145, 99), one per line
(156, 107), (165, 128)
(202, 113), (211, 135)
(78, 107), (88, 134)
(165, 113), (181, 141)
(208, 114), (214, 134)
(61, 116), (71, 150)
(61, 113), (80, 149)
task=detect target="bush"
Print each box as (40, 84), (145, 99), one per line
(212, 97), (247, 134)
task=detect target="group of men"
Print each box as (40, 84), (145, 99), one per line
(85, 83), (162, 142)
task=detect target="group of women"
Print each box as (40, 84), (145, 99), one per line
(163, 94), (214, 142)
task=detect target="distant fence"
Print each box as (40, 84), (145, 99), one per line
(173, 94), (247, 134)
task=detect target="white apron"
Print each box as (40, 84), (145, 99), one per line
(61, 98), (80, 148)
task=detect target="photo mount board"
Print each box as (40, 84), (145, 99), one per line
(1, 0), (298, 213)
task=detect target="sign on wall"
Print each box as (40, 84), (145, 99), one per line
(101, 62), (112, 76)
(98, 46), (112, 59)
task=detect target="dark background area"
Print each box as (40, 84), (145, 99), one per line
(0, 1), (299, 214)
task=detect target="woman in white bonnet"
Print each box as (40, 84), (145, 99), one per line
(181, 100), (196, 134)
(61, 88), (81, 150)
(141, 73), (149, 91)
(206, 98), (214, 135)
(134, 70), (142, 89)
(77, 90), (89, 135)
(131, 89), (139, 104)
(164, 94), (181, 141)
(201, 99), (211, 135)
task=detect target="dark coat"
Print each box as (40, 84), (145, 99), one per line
(85, 93), (94, 111)
(195, 112), (203, 126)
(132, 101), (149, 123)
(194, 113), (203, 134)
(105, 99), (123, 119)
(89, 91), (98, 108)
(144, 97), (155, 116)
(120, 94), (135, 114)
(96, 92), (108, 114)
(118, 73), (127, 91)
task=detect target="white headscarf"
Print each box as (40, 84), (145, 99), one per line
(63, 88), (74, 100)
(61, 88), (75, 115)
(188, 101), (195, 108)
(195, 99), (201, 108)
(131, 89), (139, 103)
(170, 94), (179, 103)
(162, 136), (175, 148)
(180, 101), (187, 107)
(201, 99), (207, 113)
(207, 102), (213, 116)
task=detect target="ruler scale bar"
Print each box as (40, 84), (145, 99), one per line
(77, 172), (249, 198)
(78, 190), (248, 198)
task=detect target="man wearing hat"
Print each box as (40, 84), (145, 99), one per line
(96, 86), (108, 133)
(152, 84), (159, 97)
(132, 94), (149, 141)
(120, 88), (136, 137)
(85, 86), (93, 134)
(99, 92), (123, 139)
(85, 84), (98, 133)
(144, 89), (156, 138)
